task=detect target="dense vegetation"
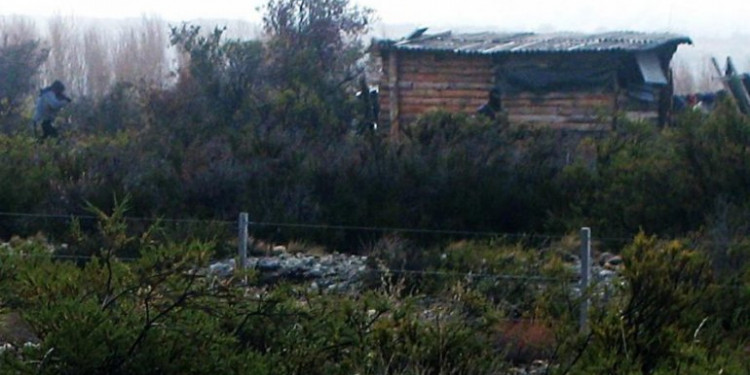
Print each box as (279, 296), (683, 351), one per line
(0, 205), (747, 374)
(1, 0), (749, 373)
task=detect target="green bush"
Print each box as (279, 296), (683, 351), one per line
(564, 233), (749, 375)
(0, 136), (61, 237)
(0, 38), (48, 130)
(0, 210), (511, 374)
(365, 236), (576, 321)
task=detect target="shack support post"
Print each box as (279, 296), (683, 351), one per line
(238, 212), (249, 269)
(580, 227), (591, 333)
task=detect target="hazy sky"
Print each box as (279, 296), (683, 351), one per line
(2, 0), (747, 38)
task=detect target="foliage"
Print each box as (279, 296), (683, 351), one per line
(0, 135), (59, 237)
(0, 203), (257, 374)
(0, 209), (511, 374)
(564, 233), (745, 375)
(6, 91), (750, 257)
(261, 0), (373, 135)
(4, 104), (750, 251)
(71, 82), (150, 134)
(3, 10), (750, 374)
(550, 105), (750, 240)
(262, 0), (373, 87)
(672, 102), (750, 208)
(168, 24), (265, 134)
(0, 38), (48, 128)
(365, 235), (574, 312)
(1, 209), (749, 374)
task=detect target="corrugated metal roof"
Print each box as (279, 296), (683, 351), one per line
(376, 30), (692, 55)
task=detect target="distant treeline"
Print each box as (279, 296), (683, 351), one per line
(1, 12), (737, 99)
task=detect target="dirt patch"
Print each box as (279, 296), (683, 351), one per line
(0, 311), (39, 346)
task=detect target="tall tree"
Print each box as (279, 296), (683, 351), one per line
(169, 24), (264, 129)
(261, 0), (374, 131)
(0, 15), (38, 45)
(113, 17), (169, 87)
(46, 15), (86, 94)
(82, 25), (111, 98)
(262, 0), (373, 88)
(0, 17), (48, 124)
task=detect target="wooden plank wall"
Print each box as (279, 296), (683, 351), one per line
(379, 52), (495, 130)
(616, 92), (661, 124)
(379, 51), (618, 132)
(504, 92), (616, 131)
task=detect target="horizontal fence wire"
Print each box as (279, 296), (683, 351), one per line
(0, 211), (576, 241)
(0, 211), (235, 225)
(0, 210), (686, 267)
(2, 249), (745, 294)
(1, 250), (574, 283)
(6, 254), (747, 295)
(6, 250), (742, 290)
(0, 211), (641, 244)
(248, 220), (570, 240)
(0, 209), (652, 285)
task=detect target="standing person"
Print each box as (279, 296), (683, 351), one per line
(32, 80), (71, 139)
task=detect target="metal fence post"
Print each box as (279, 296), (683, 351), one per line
(238, 212), (249, 269)
(580, 227), (591, 333)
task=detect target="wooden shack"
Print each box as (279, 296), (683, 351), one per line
(372, 30), (691, 134)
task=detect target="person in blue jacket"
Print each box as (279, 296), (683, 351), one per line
(32, 80), (71, 139)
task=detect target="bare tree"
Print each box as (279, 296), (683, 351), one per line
(672, 60), (695, 95)
(696, 58), (722, 93)
(83, 25), (112, 98)
(139, 16), (168, 86)
(45, 14), (86, 95)
(0, 15), (38, 45)
(113, 16), (168, 87)
(112, 26), (139, 84)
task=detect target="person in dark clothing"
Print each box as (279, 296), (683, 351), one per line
(32, 80), (71, 139)
(355, 78), (380, 133)
(477, 88), (502, 120)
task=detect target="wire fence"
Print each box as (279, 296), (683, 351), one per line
(0, 211), (235, 225)
(0, 209), (653, 285)
(0, 210), (634, 243)
(2, 210), (746, 334)
(0, 210), (605, 302)
(0, 251), (577, 284)
(0, 210), (728, 277)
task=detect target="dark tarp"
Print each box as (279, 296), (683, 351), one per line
(496, 55), (619, 94)
(627, 84), (658, 103)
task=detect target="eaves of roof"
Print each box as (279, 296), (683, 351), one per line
(375, 30), (692, 56)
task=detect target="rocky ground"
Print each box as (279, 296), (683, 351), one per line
(209, 247), (370, 292)
(505, 360), (550, 375)
(208, 246), (623, 292)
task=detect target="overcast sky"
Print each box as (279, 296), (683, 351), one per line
(1, 0), (747, 38)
